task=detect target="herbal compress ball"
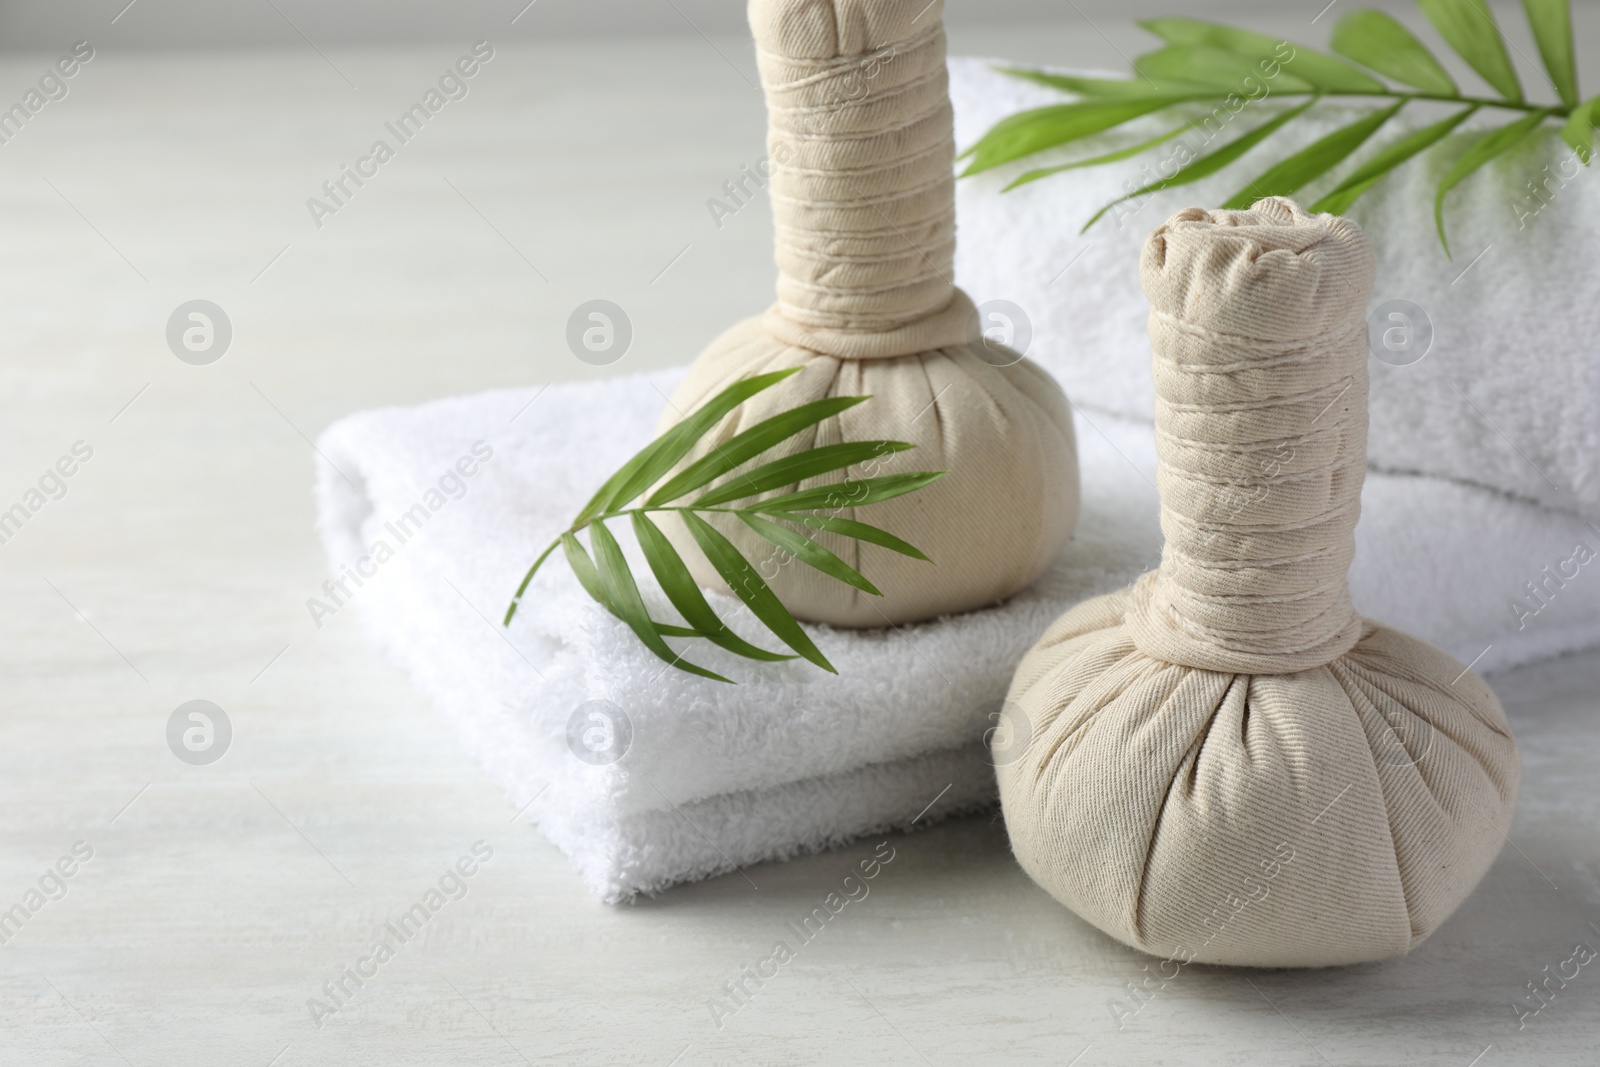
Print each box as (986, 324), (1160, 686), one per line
(995, 200), (1519, 967)
(656, 0), (1079, 627)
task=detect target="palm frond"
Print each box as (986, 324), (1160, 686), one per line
(1133, 43), (1315, 94)
(960, 96), (1200, 176)
(1221, 100), (1403, 208)
(1561, 94), (1600, 162)
(1331, 10), (1458, 94)
(1433, 109), (1554, 252)
(1523, 0), (1579, 107)
(1141, 18), (1384, 92)
(504, 372), (943, 682)
(1311, 105), (1479, 214)
(971, 1), (1588, 250)
(1081, 99), (1317, 232)
(1417, 0), (1523, 102)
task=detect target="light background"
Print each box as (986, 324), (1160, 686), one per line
(0, 0), (1336, 48)
(0, 2), (1596, 1066)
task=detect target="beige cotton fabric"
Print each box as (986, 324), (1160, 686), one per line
(655, 0), (1079, 627)
(995, 199), (1520, 967)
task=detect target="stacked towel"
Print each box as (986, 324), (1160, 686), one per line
(948, 57), (1600, 515)
(316, 370), (1600, 902)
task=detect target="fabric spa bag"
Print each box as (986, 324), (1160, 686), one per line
(994, 200), (1519, 967)
(655, 0), (1080, 627)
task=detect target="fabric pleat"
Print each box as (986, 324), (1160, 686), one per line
(996, 200), (1519, 967)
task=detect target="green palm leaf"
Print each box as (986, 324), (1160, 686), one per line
(1561, 93), (1600, 162)
(655, 624), (701, 638)
(1312, 105), (1479, 214)
(585, 522), (731, 684)
(1330, 10), (1458, 95)
(1222, 100), (1404, 208)
(1435, 109), (1553, 252)
(1134, 44), (1316, 94)
(1082, 98), (1317, 231)
(1005, 121), (1196, 191)
(967, 5), (1584, 250)
(1523, 0), (1579, 108)
(738, 513), (881, 596)
(1417, 0), (1524, 102)
(682, 512), (835, 673)
(754, 471), (946, 513)
(646, 394), (868, 505)
(779, 514), (932, 561)
(573, 367), (800, 525)
(631, 513), (794, 662)
(561, 531), (606, 605)
(691, 440), (914, 508)
(1141, 18), (1385, 92)
(960, 96), (1192, 176)
(507, 372), (943, 681)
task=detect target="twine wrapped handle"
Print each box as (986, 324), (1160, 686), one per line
(1125, 198), (1378, 674)
(751, 0), (976, 359)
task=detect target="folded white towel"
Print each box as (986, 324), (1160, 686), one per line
(949, 57), (1600, 516)
(316, 371), (1600, 901)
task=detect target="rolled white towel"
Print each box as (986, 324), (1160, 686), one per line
(315, 371), (1600, 901)
(949, 56), (1600, 515)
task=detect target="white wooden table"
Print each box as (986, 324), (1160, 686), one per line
(1, 16), (1597, 1066)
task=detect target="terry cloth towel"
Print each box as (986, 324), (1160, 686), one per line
(315, 371), (1600, 902)
(948, 57), (1600, 516)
